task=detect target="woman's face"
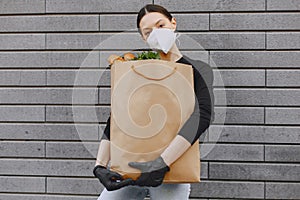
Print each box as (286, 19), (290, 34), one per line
(139, 12), (177, 41)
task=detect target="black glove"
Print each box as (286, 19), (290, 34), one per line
(93, 165), (135, 191)
(128, 156), (170, 187)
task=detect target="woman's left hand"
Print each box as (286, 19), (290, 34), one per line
(128, 156), (170, 187)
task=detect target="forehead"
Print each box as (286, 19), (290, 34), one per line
(139, 12), (169, 30)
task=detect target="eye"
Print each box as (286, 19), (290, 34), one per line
(159, 24), (165, 27)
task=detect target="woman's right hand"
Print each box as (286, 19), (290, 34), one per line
(93, 165), (135, 191)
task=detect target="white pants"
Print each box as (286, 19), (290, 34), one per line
(97, 183), (191, 200)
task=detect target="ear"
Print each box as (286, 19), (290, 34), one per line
(171, 17), (177, 30)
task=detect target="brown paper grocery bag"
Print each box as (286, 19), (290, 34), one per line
(109, 59), (200, 183)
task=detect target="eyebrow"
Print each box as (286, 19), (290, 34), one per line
(142, 19), (164, 32)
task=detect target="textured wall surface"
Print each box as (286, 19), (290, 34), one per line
(0, 0), (299, 199)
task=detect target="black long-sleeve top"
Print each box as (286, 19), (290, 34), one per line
(100, 54), (215, 145)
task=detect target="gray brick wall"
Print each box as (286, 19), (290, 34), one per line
(0, 0), (299, 199)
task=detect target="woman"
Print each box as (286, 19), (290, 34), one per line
(93, 4), (215, 200)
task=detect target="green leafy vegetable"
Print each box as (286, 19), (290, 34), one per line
(133, 51), (160, 60)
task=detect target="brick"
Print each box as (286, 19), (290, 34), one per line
(0, 194), (96, 200)
(45, 106), (110, 122)
(100, 14), (136, 31)
(267, 0), (300, 10)
(0, 70), (46, 86)
(0, 34), (45, 50)
(99, 88), (110, 104)
(47, 177), (102, 194)
(98, 33), (147, 50)
(210, 51), (300, 68)
(0, 15), (99, 32)
(190, 180), (264, 199)
(155, 0), (265, 12)
(46, 142), (97, 158)
(181, 51), (209, 63)
(209, 162), (300, 181)
(0, 89), (45, 104)
(211, 13), (300, 30)
(266, 89), (300, 106)
(189, 199), (207, 200)
(214, 107), (264, 124)
(100, 14), (209, 31)
(184, 32), (265, 50)
(46, 33), (146, 50)
(0, 159), (95, 176)
(164, 33), (207, 50)
(209, 125), (300, 144)
(265, 145), (300, 162)
(0, 52), (100, 68)
(173, 14), (209, 31)
(200, 162), (208, 179)
(0, 106), (44, 122)
(267, 32), (300, 49)
(0, 88), (97, 104)
(216, 89), (300, 106)
(266, 182), (300, 199)
(266, 107), (300, 124)
(189, 199), (206, 200)
(215, 89), (266, 106)
(60, 88), (99, 104)
(214, 69), (265, 87)
(201, 144), (263, 161)
(0, 0), (45, 14)
(47, 33), (107, 49)
(0, 124), (98, 141)
(47, 69), (110, 86)
(267, 69), (300, 87)
(0, 141), (45, 158)
(0, 176), (45, 193)
(46, 0), (152, 13)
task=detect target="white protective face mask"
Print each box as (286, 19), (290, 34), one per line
(146, 28), (180, 54)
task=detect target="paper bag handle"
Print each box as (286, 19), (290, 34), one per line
(131, 65), (177, 81)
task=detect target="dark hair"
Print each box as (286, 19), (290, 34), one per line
(137, 4), (173, 36)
